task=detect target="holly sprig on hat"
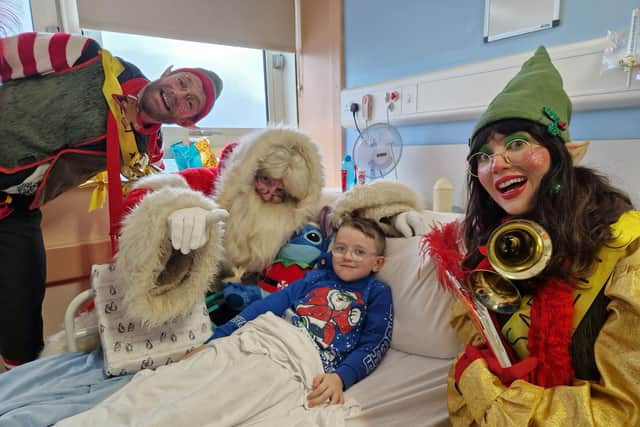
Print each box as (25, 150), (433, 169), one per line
(543, 107), (568, 137)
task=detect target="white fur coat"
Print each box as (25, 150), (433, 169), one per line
(116, 186), (225, 325)
(117, 127), (324, 324)
(214, 127), (324, 276)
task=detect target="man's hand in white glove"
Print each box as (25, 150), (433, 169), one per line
(391, 211), (427, 237)
(168, 207), (229, 254)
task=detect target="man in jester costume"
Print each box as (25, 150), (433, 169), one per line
(427, 46), (640, 426)
(0, 31), (222, 368)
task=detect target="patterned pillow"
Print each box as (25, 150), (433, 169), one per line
(92, 264), (212, 376)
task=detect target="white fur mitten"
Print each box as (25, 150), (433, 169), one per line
(391, 211), (427, 237)
(168, 207), (229, 254)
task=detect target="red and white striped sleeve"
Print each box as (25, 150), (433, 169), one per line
(0, 32), (97, 83)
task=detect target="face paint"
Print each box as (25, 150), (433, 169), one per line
(524, 147), (547, 168)
(502, 133), (544, 169)
(469, 133), (535, 177)
(474, 131), (551, 216)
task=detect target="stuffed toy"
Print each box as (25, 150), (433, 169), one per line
(207, 223), (328, 316)
(255, 223), (327, 294)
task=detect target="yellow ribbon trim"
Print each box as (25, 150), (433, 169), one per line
(502, 211), (640, 360)
(101, 49), (144, 173)
(78, 171), (109, 212)
(81, 49), (145, 211)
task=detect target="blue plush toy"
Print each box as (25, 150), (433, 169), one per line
(211, 223), (328, 313)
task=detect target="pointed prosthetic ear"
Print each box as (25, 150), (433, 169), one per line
(566, 140), (589, 166)
(161, 65), (174, 78)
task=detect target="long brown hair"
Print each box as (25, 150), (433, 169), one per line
(463, 119), (633, 280)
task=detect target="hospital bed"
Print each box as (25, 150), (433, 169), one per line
(57, 194), (463, 426)
(58, 215), (462, 426)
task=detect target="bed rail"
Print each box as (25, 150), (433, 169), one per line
(64, 289), (98, 352)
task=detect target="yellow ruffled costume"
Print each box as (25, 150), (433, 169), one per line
(447, 211), (640, 426)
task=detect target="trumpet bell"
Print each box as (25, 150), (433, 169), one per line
(487, 219), (552, 281)
(467, 219), (552, 314)
(469, 270), (521, 314)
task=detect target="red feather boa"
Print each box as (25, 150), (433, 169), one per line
(420, 221), (464, 281)
(529, 277), (574, 387)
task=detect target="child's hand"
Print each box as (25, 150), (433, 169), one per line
(307, 373), (344, 407)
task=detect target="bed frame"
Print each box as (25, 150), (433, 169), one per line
(64, 289), (98, 352)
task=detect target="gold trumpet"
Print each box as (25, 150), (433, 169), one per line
(469, 219), (552, 314)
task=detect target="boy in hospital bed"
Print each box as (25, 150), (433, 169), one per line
(56, 217), (393, 426)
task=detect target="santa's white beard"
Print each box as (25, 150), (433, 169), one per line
(222, 190), (302, 275)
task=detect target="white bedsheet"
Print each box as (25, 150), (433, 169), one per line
(345, 349), (452, 427)
(55, 312), (350, 427)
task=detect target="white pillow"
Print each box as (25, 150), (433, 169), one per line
(376, 210), (464, 358)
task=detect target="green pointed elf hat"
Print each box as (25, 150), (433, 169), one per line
(472, 46), (572, 142)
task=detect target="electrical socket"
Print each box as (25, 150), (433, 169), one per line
(343, 101), (359, 114)
(361, 95), (372, 121)
(386, 89), (401, 116)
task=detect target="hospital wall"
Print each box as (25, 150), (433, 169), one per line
(40, 188), (112, 338)
(343, 0), (640, 209)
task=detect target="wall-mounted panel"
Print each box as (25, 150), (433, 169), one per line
(341, 37), (640, 128)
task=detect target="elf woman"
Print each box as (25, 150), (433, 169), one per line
(446, 46), (640, 425)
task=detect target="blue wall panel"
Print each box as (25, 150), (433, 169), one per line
(344, 0), (640, 150)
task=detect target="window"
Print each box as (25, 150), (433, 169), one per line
(93, 31), (268, 129)
(11, 0), (299, 158)
(0, 0), (34, 36)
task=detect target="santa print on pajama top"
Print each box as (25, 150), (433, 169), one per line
(211, 268), (394, 389)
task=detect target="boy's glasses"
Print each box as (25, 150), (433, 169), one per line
(331, 244), (375, 261)
(467, 139), (538, 177)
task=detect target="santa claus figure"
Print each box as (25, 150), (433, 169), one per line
(117, 127), (324, 324)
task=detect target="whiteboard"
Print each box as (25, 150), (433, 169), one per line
(484, 0), (561, 42)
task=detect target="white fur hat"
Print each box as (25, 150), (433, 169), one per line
(331, 180), (422, 237)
